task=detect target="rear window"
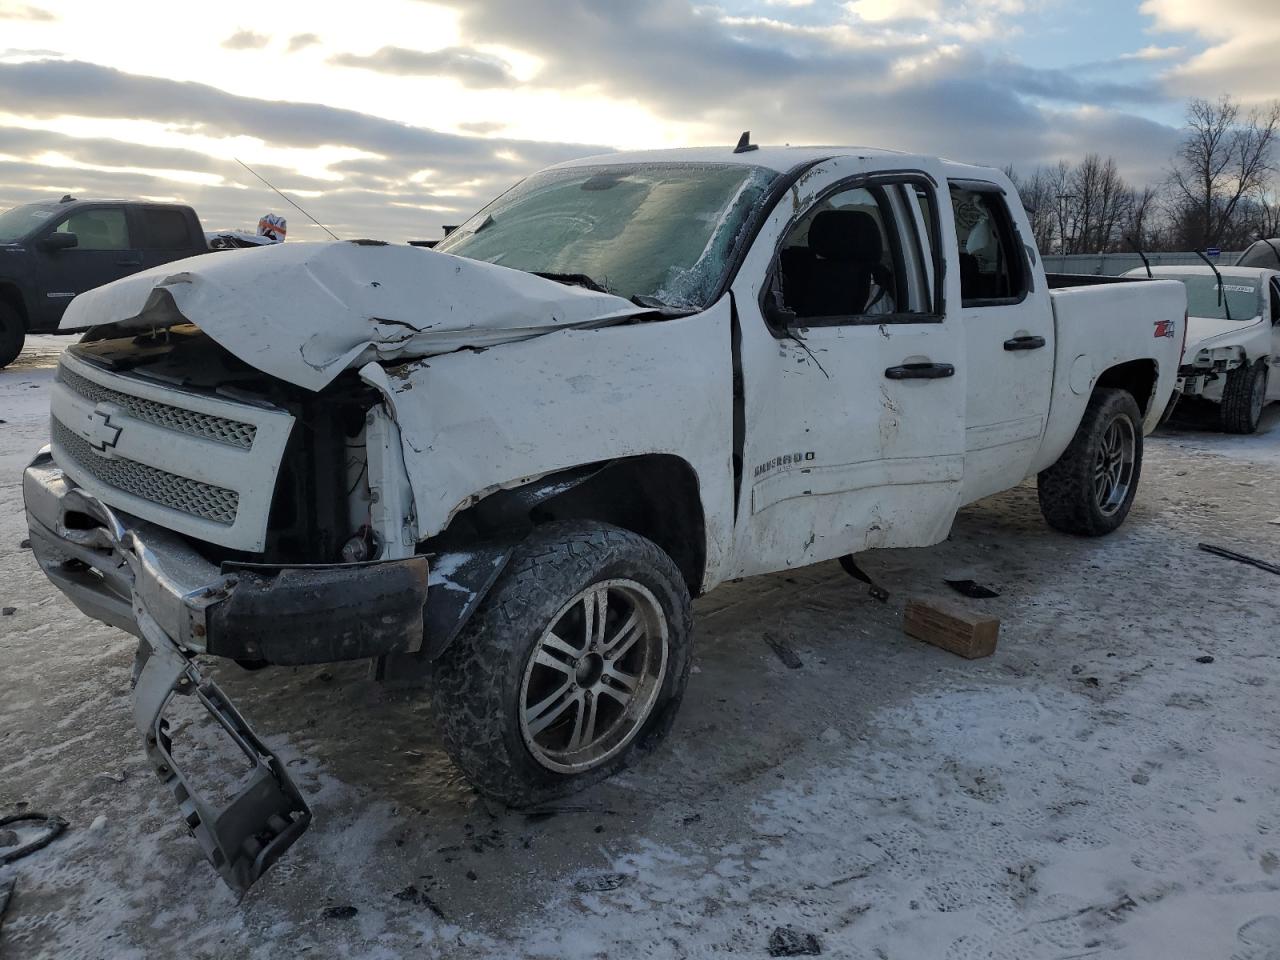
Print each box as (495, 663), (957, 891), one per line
(138, 208), (192, 250)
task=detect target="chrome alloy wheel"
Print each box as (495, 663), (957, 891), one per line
(1094, 415), (1136, 517)
(519, 579), (668, 774)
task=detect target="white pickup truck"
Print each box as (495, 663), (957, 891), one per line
(22, 144), (1186, 891)
(1123, 264), (1280, 432)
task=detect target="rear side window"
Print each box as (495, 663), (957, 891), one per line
(949, 185), (1028, 306)
(138, 207), (191, 250)
(54, 208), (130, 251)
(1271, 280), (1280, 324)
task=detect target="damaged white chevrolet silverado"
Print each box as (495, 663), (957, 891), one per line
(23, 144), (1187, 891)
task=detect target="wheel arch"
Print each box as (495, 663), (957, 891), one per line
(462, 454), (709, 595)
(384, 456), (708, 676)
(1095, 358), (1158, 415)
(0, 282), (29, 327)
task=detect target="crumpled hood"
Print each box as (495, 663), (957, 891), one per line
(1184, 312), (1266, 358)
(59, 241), (641, 391)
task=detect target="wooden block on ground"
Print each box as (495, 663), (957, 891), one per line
(903, 597), (999, 660)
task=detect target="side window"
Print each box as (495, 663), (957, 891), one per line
(1271, 280), (1280, 325)
(53, 208), (130, 251)
(138, 208), (191, 250)
(773, 180), (938, 324)
(949, 185), (1027, 306)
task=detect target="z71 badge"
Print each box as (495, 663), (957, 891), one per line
(1153, 319), (1176, 339)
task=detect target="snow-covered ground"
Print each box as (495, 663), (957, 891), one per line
(2, 337), (1279, 959)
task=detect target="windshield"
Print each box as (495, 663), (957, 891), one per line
(1178, 275), (1262, 321)
(0, 202), (59, 242)
(435, 162), (778, 309)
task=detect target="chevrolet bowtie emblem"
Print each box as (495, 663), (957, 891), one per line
(84, 404), (122, 455)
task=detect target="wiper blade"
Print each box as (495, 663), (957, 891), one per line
(532, 272), (610, 294)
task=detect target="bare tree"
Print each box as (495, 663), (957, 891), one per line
(1005, 164), (1057, 253)
(1168, 95), (1280, 248)
(1124, 186), (1162, 251)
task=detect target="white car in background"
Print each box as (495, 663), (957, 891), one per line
(1126, 265), (1280, 433)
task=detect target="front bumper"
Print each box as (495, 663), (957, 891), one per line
(23, 448), (430, 663)
(23, 448), (430, 892)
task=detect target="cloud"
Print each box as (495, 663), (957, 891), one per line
(222, 29), (271, 51)
(1118, 44), (1185, 62)
(0, 3), (54, 20)
(329, 45), (518, 87)
(459, 120), (507, 134)
(0, 59), (610, 240)
(1141, 0), (1280, 103)
(287, 32), (321, 54)
(427, 0), (1169, 178)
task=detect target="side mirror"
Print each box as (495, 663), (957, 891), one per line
(38, 231), (78, 252)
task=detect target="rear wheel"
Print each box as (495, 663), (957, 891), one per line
(0, 301), (24, 370)
(1220, 360), (1267, 434)
(429, 521), (693, 806)
(1038, 388), (1143, 537)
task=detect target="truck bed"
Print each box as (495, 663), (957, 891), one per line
(1031, 277), (1186, 474)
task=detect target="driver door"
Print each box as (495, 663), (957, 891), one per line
(725, 157), (966, 579)
(36, 205), (140, 327)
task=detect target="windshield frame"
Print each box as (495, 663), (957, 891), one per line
(435, 160), (788, 310)
(0, 201), (61, 243)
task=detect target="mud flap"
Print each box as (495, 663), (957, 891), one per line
(131, 606), (311, 895)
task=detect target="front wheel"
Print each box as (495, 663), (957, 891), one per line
(429, 521), (693, 806)
(1037, 388), (1144, 537)
(1220, 360), (1268, 434)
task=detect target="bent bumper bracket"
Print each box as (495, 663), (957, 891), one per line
(132, 605), (312, 896)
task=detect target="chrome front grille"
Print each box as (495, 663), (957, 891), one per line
(52, 418), (240, 526)
(57, 366), (257, 450)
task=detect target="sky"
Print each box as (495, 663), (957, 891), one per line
(0, 0), (1275, 241)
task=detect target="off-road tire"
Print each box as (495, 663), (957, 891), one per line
(1220, 360), (1267, 434)
(429, 520), (694, 806)
(1037, 387), (1143, 537)
(0, 301), (24, 370)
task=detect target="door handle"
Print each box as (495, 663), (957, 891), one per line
(116, 257), (141, 266)
(1003, 335), (1046, 351)
(884, 362), (956, 380)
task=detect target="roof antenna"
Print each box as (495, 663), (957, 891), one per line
(234, 158), (340, 241)
(733, 131), (758, 154)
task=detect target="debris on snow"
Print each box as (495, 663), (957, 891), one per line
(0, 812), (68, 865)
(903, 597), (999, 660)
(1198, 542), (1280, 575)
(764, 632), (804, 669)
(944, 578), (1001, 599)
(573, 873), (630, 893)
(768, 925), (823, 956)
(322, 905), (359, 920)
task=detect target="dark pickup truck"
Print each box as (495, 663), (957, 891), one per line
(0, 197), (209, 368)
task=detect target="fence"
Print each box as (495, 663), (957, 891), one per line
(1041, 252), (1244, 277)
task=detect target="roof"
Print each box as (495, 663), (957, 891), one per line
(549, 144), (997, 179)
(25, 197), (189, 207)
